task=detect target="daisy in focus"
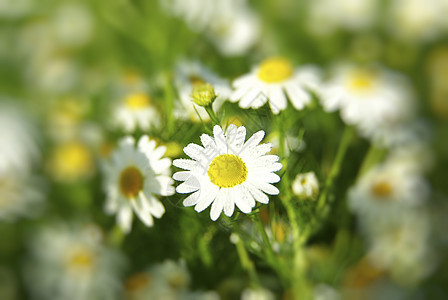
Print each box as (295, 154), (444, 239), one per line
(231, 57), (320, 114)
(113, 92), (160, 133)
(173, 124), (282, 221)
(319, 64), (415, 146)
(25, 223), (125, 300)
(102, 136), (174, 233)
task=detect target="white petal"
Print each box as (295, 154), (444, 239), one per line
(210, 189), (225, 221)
(268, 87), (287, 114)
(173, 171), (193, 181)
(245, 183), (269, 204)
(117, 205), (133, 234)
(194, 185), (219, 212)
(285, 83), (311, 110)
(248, 172), (280, 184)
(249, 180), (280, 195)
(183, 143), (206, 161)
(176, 178), (200, 194)
(151, 157), (171, 172)
(222, 189), (235, 217)
(233, 186), (252, 214)
(155, 175), (175, 196)
(240, 87), (267, 109)
(146, 195), (166, 218)
(242, 130), (265, 150)
(173, 159), (200, 171)
(132, 196), (154, 227)
(213, 125), (227, 153)
(183, 190), (201, 207)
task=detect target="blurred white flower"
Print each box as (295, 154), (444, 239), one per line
(292, 171), (319, 199)
(348, 158), (429, 224)
(365, 210), (434, 284)
(241, 287), (275, 300)
(0, 0), (34, 19)
(0, 105), (40, 174)
(160, 0), (260, 56)
(125, 259), (218, 300)
(387, 0), (448, 42)
(0, 104), (45, 222)
(319, 64), (416, 146)
(0, 172), (44, 222)
(231, 57), (321, 114)
(305, 0), (378, 36)
(51, 3), (94, 48)
(113, 92), (160, 133)
(25, 223), (125, 300)
(174, 60), (231, 122)
(102, 136), (174, 233)
(173, 124), (282, 221)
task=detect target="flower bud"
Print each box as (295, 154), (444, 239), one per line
(190, 83), (217, 107)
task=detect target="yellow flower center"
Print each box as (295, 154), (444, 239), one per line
(66, 248), (94, 272)
(257, 57), (293, 83)
(119, 166), (144, 198)
(125, 272), (152, 292)
(347, 70), (376, 93)
(371, 181), (392, 198)
(125, 93), (150, 110)
(208, 154), (248, 188)
(50, 141), (93, 180)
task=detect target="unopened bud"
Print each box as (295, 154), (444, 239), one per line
(191, 83), (217, 107)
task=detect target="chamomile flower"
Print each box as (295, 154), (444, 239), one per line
(292, 171), (319, 199)
(365, 210), (434, 284)
(102, 136), (174, 233)
(173, 124), (282, 221)
(113, 92), (160, 133)
(25, 222), (125, 300)
(348, 158), (429, 224)
(174, 60), (231, 122)
(319, 64), (415, 146)
(231, 57), (320, 114)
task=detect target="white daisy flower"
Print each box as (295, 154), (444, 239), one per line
(25, 222), (125, 300)
(102, 136), (175, 233)
(113, 92), (160, 133)
(348, 158), (429, 223)
(173, 124), (282, 221)
(174, 60), (231, 122)
(387, 0), (448, 43)
(0, 171), (44, 222)
(231, 57), (321, 114)
(292, 171), (319, 199)
(365, 209), (434, 284)
(319, 64), (415, 145)
(305, 0), (378, 36)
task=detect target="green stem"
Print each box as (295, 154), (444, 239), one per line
(253, 214), (277, 266)
(233, 233), (260, 288)
(317, 126), (354, 212)
(204, 105), (220, 126)
(357, 144), (387, 178)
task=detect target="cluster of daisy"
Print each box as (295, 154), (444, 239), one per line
(1, 0), (446, 299)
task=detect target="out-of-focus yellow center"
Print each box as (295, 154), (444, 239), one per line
(125, 93), (150, 110)
(347, 70), (376, 93)
(257, 57), (293, 83)
(208, 154), (247, 188)
(67, 248), (94, 271)
(188, 75), (206, 87)
(50, 142), (93, 180)
(119, 166), (144, 198)
(125, 272), (152, 292)
(371, 181), (392, 198)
